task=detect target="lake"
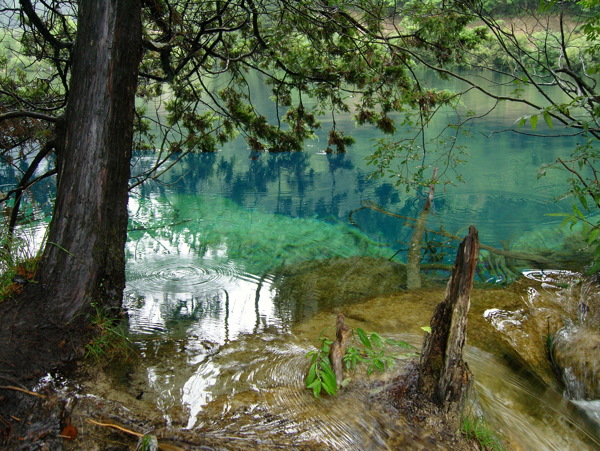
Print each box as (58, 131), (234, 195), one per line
(117, 72), (600, 449)
(2, 70), (597, 448)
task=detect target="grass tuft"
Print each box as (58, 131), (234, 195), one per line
(461, 413), (505, 451)
(85, 302), (136, 362)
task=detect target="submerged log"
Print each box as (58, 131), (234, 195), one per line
(329, 312), (351, 388)
(352, 200), (558, 266)
(416, 225), (479, 417)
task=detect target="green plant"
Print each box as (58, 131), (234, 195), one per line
(0, 231), (40, 302)
(305, 327), (416, 398)
(137, 434), (159, 451)
(461, 413), (505, 451)
(85, 302), (135, 362)
(345, 328), (417, 375)
(305, 336), (340, 398)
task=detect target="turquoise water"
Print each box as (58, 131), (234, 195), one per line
(3, 71), (596, 447)
(123, 71), (585, 336)
(127, 70), (580, 276)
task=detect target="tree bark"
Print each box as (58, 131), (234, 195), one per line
(416, 225), (479, 415)
(33, 0), (142, 322)
(329, 312), (351, 388)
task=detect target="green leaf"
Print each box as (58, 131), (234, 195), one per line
(319, 338), (332, 353)
(320, 362), (338, 396)
(368, 358), (386, 375)
(572, 203), (585, 220)
(306, 363), (317, 387)
(530, 114), (538, 130)
(307, 378), (322, 398)
(356, 328), (372, 349)
(588, 227), (600, 244)
(578, 194), (589, 211)
(370, 332), (384, 348)
(562, 215), (576, 229)
(421, 326), (432, 333)
(542, 110), (553, 129)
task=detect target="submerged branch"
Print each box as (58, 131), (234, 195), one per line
(353, 201), (558, 266)
(407, 168), (437, 289)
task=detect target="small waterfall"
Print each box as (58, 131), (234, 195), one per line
(552, 324), (600, 401)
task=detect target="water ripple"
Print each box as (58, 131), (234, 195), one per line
(126, 256), (237, 295)
(124, 255), (278, 340)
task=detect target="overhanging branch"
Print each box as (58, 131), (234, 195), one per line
(0, 110), (60, 123)
(19, 0), (72, 50)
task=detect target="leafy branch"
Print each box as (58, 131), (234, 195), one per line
(305, 326), (416, 398)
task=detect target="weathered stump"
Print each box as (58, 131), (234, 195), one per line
(416, 225), (479, 417)
(329, 312), (351, 388)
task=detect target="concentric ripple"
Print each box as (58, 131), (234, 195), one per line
(126, 256), (237, 296)
(124, 255), (277, 339)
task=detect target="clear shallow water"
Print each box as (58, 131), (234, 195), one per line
(122, 277), (600, 449)
(121, 193), (600, 448)
(117, 73), (600, 448)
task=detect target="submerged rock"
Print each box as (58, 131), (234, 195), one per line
(471, 270), (600, 395)
(272, 256), (409, 322)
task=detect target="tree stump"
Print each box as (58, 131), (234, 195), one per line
(416, 225), (479, 417)
(329, 312), (351, 388)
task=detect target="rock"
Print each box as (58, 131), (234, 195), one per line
(474, 271), (600, 391)
(552, 325), (600, 400)
(272, 256), (407, 321)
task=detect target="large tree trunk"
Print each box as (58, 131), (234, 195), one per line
(38, 0), (142, 323)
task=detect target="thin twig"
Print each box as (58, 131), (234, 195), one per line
(87, 419), (144, 437)
(0, 385), (46, 398)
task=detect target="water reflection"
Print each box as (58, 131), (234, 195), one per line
(126, 256), (278, 342)
(121, 276), (600, 449)
(1, 70), (594, 447)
